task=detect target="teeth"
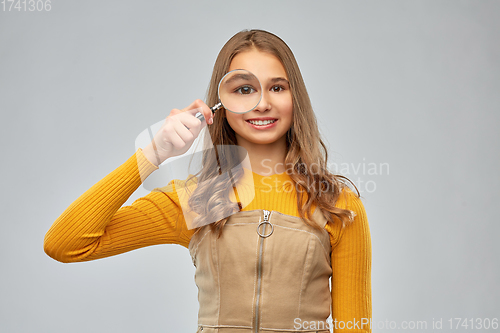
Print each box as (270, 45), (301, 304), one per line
(248, 119), (276, 125)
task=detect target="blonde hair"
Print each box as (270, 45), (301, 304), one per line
(188, 29), (358, 236)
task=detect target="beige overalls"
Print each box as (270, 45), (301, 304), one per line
(189, 208), (332, 333)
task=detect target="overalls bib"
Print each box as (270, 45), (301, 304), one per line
(189, 208), (332, 333)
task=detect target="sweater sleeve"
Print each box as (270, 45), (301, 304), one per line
(44, 149), (195, 263)
(324, 188), (372, 332)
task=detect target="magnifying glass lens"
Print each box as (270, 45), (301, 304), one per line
(218, 69), (262, 114)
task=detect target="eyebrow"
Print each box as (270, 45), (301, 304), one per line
(270, 77), (289, 85)
(222, 73), (256, 86)
(222, 74), (289, 87)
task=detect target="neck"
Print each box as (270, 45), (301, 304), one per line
(237, 139), (287, 176)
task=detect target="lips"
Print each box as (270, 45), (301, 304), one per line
(247, 119), (276, 126)
(245, 117), (278, 126)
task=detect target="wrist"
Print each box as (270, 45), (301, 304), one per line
(135, 148), (159, 182)
(142, 143), (163, 167)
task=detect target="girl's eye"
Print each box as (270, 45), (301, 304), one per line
(271, 85), (285, 93)
(235, 85), (255, 95)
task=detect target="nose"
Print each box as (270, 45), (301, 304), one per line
(253, 91), (271, 112)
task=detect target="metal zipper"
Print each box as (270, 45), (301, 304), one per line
(254, 209), (272, 332)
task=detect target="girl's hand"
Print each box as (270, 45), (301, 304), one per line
(143, 99), (213, 167)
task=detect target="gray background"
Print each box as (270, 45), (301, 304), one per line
(1, 1), (499, 332)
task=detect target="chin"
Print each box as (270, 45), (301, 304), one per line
(247, 136), (285, 146)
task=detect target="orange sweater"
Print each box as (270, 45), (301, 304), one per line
(44, 149), (372, 332)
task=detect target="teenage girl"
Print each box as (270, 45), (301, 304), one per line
(44, 29), (372, 333)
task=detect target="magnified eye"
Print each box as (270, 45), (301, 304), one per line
(218, 69), (262, 113)
(235, 85), (256, 95)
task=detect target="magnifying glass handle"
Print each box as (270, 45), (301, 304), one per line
(195, 102), (222, 121)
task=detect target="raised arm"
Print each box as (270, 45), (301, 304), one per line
(43, 149), (194, 263)
(44, 101), (214, 263)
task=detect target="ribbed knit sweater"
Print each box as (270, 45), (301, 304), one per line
(44, 149), (372, 332)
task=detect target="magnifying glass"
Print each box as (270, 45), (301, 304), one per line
(195, 69), (262, 121)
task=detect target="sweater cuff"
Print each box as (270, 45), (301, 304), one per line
(135, 148), (159, 182)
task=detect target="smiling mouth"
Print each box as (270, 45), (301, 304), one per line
(246, 119), (277, 126)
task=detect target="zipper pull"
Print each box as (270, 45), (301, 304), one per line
(257, 210), (273, 238)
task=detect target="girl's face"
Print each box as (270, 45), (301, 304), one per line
(225, 49), (293, 150)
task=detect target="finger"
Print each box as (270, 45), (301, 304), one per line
(183, 99), (213, 124)
(174, 110), (203, 130)
(168, 108), (183, 117)
(164, 129), (186, 150)
(172, 120), (195, 143)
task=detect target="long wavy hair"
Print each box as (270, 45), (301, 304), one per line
(187, 29), (358, 236)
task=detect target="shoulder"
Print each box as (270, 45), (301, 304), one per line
(335, 186), (366, 219)
(325, 186), (370, 248)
